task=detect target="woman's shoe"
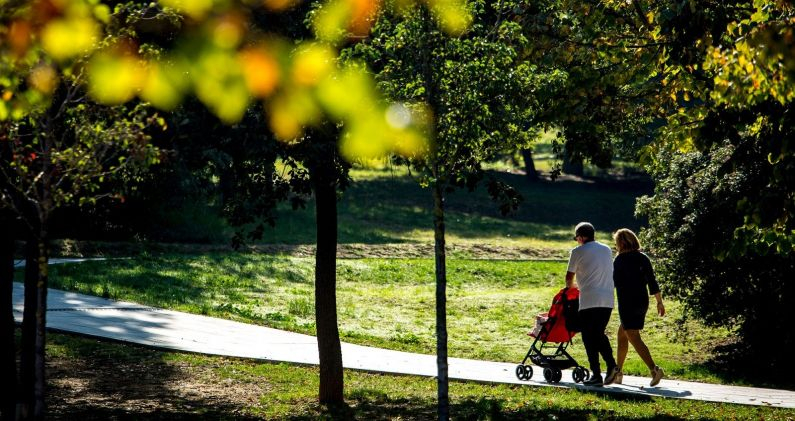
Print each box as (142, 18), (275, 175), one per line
(612, 370), (623, 385)
(603, 366), (620, 385)
(650, 366), (664, 387)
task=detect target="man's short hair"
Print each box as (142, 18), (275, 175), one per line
(575, 222), (595, 240)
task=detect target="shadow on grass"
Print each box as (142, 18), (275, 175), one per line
(687, 342), (795, 390)
(259, 170), (653, 245)
(45, 334), (262, 421)
(288, 394), (704, 421)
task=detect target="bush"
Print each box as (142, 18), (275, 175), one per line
(637, 139), (795, 379)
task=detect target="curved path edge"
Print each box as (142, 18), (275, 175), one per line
(11, 282), (795, 409)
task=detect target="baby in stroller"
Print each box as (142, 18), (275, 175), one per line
(515, 287), (590, 383)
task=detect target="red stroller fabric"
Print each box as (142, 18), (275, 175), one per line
(531, 287), (579, 343)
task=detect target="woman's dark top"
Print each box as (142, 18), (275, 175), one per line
(613, 250), (660, 329)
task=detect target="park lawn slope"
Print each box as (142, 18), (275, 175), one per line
(44, 254), (735, 386)
(197, 166), (652, 253)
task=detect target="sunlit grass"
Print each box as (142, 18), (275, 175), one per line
(45, 255), (734, 386)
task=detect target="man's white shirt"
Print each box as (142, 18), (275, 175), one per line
(567, 240), (615, 310)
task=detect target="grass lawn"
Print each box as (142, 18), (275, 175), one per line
(45, 332), (795, 420)
(154, 164), (651, 254)
(44, 254), (740, 387)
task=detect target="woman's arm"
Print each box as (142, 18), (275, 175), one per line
(653, 292), (665, 316)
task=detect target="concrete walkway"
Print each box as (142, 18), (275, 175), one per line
(10, 281), (795, 409)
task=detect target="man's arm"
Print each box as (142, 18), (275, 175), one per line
(565, 271), (576, 289)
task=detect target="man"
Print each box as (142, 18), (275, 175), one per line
(565, 222), (619, 386)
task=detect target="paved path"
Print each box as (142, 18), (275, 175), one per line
(10, 281), (795, 409)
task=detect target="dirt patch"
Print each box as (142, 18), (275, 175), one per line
(46, 345), (265, 419)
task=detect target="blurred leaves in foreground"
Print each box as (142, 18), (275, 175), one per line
(1, 0), (472, 162)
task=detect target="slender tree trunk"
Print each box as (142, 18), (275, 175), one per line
(19, 236), (37, 420)
(520, 149), (538, 181)
(19, 230), (47, 421)
(32, 238), (47, 420)
(562, 150), (583, 176)
(0, 214), (17, 421)
(418, 4), (449, 419)
(311, 156), (344, 406)
(432, 181), (449, 421)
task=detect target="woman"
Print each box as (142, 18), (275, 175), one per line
(612, 228), (665, 387)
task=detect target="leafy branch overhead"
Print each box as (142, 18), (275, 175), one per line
(1, 0), (472, 162)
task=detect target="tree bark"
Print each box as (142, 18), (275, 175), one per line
(19, 233), (47, 421)
(418, 4), (449, 419)
(520, 148), (539, 181)
(0, 214), (17, 421)
(310, 156), (344, 406)
(432, 181), (449, 421)
(562, 150), (584, 177)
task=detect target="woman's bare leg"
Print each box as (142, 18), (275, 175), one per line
(616, 324), (629, 371)
(624, 328), (655, 371)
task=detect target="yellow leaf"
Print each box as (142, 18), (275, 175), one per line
(312, 0), (351, 43)
(349, 0), (381, 36)
(269, 98), (303, 141)
(88, 53), (144, 104)
(263, 0), (299, 12)
(316, 67), (373, 118)
(428, 0), (472, 36)
(159, 0), (215, 19)
(292, 44), (335, 86)
(41, 17), (99, 61)
(340, 120), (389, 160)
(140, 61), (186, 110)
(28, 65), (58, 94)
(269, 90), (321, 140)
(239, 47), (281, 97)
(211, 14), (246, 49)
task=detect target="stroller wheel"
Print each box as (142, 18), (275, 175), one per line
(552, 368), (562, 383)
(543, 367), (553, 382)
(572, 367), (582, 383)
(572, 366), (586, 383)
(515, 364), (533, 381)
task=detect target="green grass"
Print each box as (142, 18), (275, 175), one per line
(44, 255), (741, 386)
(45, 332), (795, 420)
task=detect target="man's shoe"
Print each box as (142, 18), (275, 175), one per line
(583, 375), (603, 387)
(603, 366), (620, 385)
(650, 366), (665, 387)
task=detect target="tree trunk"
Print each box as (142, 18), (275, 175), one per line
(432, 182), (449, 421)
(562, 151), (584, 177)
(311, 157), (344, 406)
(0, 214), (17, 421)
(520, 149), (538, 181)
(19, 234), (47, 421)
(418, 4), (449, 419)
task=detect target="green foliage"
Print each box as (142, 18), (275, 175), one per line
(0, 95), (162, 229)
(637, 136), (795, 375)
(347, 1), (545, 190)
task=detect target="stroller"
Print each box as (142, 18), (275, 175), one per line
(515, 287), (590, 384)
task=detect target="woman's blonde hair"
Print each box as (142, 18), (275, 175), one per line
(613, 228), (641, 253)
